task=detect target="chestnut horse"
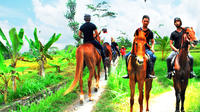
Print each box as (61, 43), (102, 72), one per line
(173, 27), (198, 112)
(103, 42), (112, 80)
(128, 30), (153, 112)
(63, 36), (102, 102)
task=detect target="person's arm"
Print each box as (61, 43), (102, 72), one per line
(78, 30), (83, 39)
(151, 39), (155, 53)
(170, 40), (179, 52)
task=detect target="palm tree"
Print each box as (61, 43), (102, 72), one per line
(0, 27), (24, 92)
(25, 28), (61, 77)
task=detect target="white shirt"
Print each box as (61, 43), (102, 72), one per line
(101, 32), (112, 45)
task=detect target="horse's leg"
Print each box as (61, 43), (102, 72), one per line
(175, 91), (181, 112)
(145, 78), (153, 112)
(88, 65), (95, 101)
(180, 89), (186, 112)
(96, 62), (101, 90)
(105, 62), (107, 80)
(129, 73), (135, 112)
(138, 80), (145, 112)
(79, 71), (84, 103)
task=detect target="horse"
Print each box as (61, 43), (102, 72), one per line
(128, 30), (153, 112)
(173, 27), (198, 112)
(103, 42), (112, 80)
(63, 36), (102, 103)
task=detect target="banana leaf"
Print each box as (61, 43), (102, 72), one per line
(0, 28), (11, 49)
(0, 41), (9, 54)
(44, 33), (61, 51)
(33, 28), (40, 49)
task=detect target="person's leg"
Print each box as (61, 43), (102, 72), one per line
(145, 49), (156, 79)
(90, 40), (106, 63)
(188, 54), (196, 78)
(114, 46), (120, 56)
(166, 51), (176, 79)
(122, 51), (131, 79)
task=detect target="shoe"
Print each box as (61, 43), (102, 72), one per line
(167, 71), (174, 79)
(190, 71), (197, 78)
(146, 74), (156, 79)
(122, 74), (129, 79)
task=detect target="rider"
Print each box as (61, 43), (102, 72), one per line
(122, 15), (156, 79)
(111, 38), (120, 56)
(101, 28), (112, 45)
(166, 17), (196, 79)
(78, 14), (106, 66)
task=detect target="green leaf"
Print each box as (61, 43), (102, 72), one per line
(9, 28), (19, 56)
(44, 33), (61, 51)
(17, 28), (24, 52)
(0, 41), (9, 54)
(44, 52), (52, 60)
(0, 27), (11, 49)
(33, 28), (40, 49)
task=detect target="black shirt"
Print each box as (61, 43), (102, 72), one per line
(111, 42), (118, 47)
(80, 22), (97, 43)
(134, 28), (154, 49)
(170, 30), (183, 49)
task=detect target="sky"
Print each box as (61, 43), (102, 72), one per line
(0, 0), (200, 52)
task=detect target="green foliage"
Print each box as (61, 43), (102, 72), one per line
(65, 0), (81, 46)
(117, 36), (132, 49)
(153, 30), (170, 60)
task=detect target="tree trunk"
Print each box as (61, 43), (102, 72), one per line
(39, 58), (45, 78)
(56, 65), (61, 73)
(11, 61), (17, 92)
(161, 50), (164, 60)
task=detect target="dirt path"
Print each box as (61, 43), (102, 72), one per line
(64, 58), (119, 112)
(149, 88), (176, 112)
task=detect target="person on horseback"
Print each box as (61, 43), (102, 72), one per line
(111, 38), (120, 56)
(78, 14), (106, 65)
(166, 17), (196, 79)
(122, 15), (156, 79)
(101, 28), (112, 45)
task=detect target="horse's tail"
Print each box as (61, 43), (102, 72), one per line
(63, 46), (84, 95)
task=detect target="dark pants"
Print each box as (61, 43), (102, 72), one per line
(86, 40), (105, 62)
(166, 51), (193, 72)
(111, 45), (120, 56)
(125, 49), (156, 75)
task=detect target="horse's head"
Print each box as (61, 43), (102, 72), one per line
(132, 31), (146, 65)
(183, 27), (198, 45)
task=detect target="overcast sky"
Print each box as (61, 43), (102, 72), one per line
(0, 0), (200, 52)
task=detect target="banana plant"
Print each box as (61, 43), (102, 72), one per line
(0, 27), (24, 92)
(0, 51), (27, 104)
(153, 30), (170, 60)
(25, 28), (61, 77)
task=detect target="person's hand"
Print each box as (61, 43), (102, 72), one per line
(151, 49), (155, 53)
(176, 49), (179, 53)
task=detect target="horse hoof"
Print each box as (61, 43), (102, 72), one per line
(80, 95), (84, 104)
(181, 110), (185, 112)
(175, 110), (180, 112)
(89, 96), (94, 101)
(94, 87), (98, 92)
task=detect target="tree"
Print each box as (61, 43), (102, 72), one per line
(0, 51), (27, 104)
(117, 31), (132, 49)
(65, 0), (80, 47)
(25, 28), (61, 77)
(0, 27), (24, 92)
(153, 30), (170, 60)
(87, 1), (117, 28)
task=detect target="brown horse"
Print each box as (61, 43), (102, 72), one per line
(128, 30), (153, 112)
(173, 27), (198, 112)
(63, 38), (102, 102)
(103, 42), (112, 80)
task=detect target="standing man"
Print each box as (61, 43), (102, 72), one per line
(78, 14), (106, 66)
(166, 17), (196, 79)
(122, 15), (156, 79)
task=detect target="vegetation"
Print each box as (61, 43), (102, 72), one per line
(0, 27), (24, 92)
(25, 28), (61, 78)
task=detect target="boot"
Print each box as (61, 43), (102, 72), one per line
(190, 71), (196, 78)
(146, 60), (156, 79)
(167, 71), (173, 79)
(122, 53), (129, 79)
